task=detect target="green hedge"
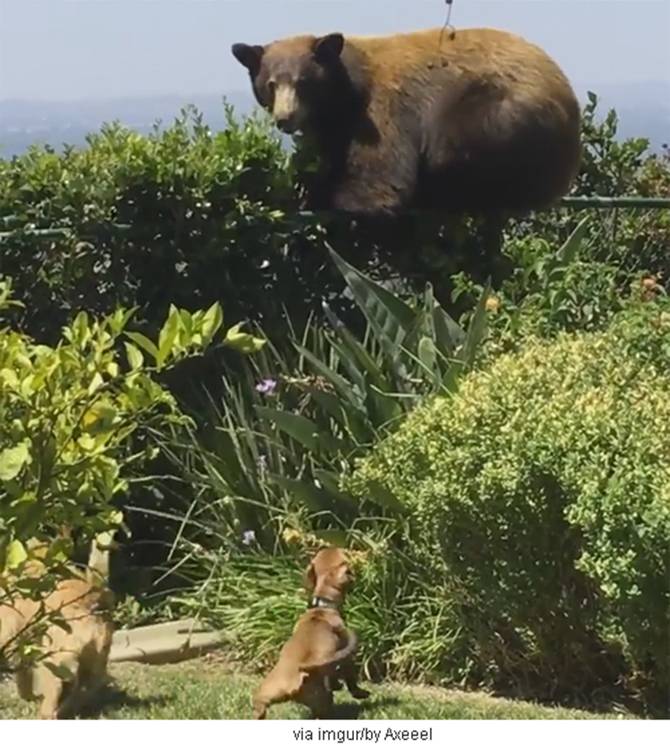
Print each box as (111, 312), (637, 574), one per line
(2, 97), (667, 351)
(347, 299), (670, 710)
(0, 107), (501, 346)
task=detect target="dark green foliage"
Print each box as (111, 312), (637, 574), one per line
(0, 106), (498, 347)
(0, 107), (335, 342)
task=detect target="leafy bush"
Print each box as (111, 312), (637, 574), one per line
(460, 218), (625, 353)
(0, 107), (335, 343)
(347, 299), (670, 711)
(0, 278), (263, 671)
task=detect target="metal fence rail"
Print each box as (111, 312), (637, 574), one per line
(0, 196), (668, 242)
(558, 196), (670, 209)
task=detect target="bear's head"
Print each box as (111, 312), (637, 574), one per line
(231, 34), (348, 134)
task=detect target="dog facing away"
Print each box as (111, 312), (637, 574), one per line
(0, 534), (115, 719)
(253, 547), (369, 719)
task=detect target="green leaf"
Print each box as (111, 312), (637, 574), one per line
(329, 338), (366, 394)
(201, 303), (223, 343)
(312, 529), (350, 547)
(179, 309), (194, 337)
(328, 246), (416, 361)
(43, 662), (75, 682)
(224, 323), (266, 354)
(157, 306), (181, 366)
(87, 372), (104, 395)
(323, 304), (389, 391)
(6, 539), (28, 569)
(458, 282), (491, 369)
(313, 469), (357, 509)
(125, 332), (159, 362)
(555, 217), (590, 266)
(125, 342), (143, 371)
(82, 401), (118, 434)
(0, 441), (30, 481)
(70, 311), (90, 346)
(418, 336), (437, 373)
(106, 306), (136, 336)
(256, 407), (320, 451)
(310, 390), (346, 427)
(432, 303), (465, 359)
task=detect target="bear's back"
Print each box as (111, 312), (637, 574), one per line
(347, 27), (574, 99)
(339, 27), (581, 212)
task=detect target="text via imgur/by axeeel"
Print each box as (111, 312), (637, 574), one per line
(292, 727), (433, 743)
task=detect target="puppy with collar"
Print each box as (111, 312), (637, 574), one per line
(252, 547), (369, 719)
(0, 534), (115, 719)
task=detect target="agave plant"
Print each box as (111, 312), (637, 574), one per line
(165, 245), (490, 556)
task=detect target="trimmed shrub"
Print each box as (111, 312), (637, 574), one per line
(347, 299), (670, 711)
(0, 107), (497, 347)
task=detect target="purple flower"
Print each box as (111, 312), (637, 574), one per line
(255, 378), (277, 396)
(242, 530), (256, 547)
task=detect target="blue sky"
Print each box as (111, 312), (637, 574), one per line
(0, 0), (668, 100)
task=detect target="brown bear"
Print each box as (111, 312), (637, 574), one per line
(232, 27), (581, 216)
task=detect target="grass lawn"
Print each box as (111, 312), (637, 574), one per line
(0, 657), (627, 720)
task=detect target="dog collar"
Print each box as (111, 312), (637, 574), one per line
(310, 596), (340, 610)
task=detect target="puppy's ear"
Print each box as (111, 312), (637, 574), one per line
(232, 43), (264, 74)
(304, 561), (316, 591)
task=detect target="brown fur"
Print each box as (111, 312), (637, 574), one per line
(0, 537), (115, 719)
(252, 547), (369, 719)
(232, 27), (581, 216)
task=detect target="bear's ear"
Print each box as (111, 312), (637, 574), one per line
(232, 43), (264, 74)
(314, 33), (345, 64)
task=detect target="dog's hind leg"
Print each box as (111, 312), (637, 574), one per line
(301, 682), (333, 720)
(252, 680), (288, 720)
(252, 694), (269, 720)
(327, 674), (343, 692)
(34, 649), (81, 719)
(15, 667), (37, 702)
(339, 658), (370, 700)
(35, 670), (65, 720)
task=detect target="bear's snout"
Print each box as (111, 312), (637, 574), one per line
(275, 115), (298, 134)
(272, 85), (304, 134)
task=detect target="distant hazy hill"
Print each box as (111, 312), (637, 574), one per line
(1, 81), (668, 158)
(0, 92), (256, 157)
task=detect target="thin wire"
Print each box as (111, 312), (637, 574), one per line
(439, 0), (456, 49)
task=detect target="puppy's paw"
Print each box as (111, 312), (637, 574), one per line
(350, 687), (370, 700)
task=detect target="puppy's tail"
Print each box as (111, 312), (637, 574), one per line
(299, 629), (358, 673)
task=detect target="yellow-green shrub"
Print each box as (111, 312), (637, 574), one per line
(0, 279), (264, 672)
(347, 301), (670, 709)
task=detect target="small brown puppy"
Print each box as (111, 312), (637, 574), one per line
(0, 535), (115, 719)
(253, 547), (369, 719)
